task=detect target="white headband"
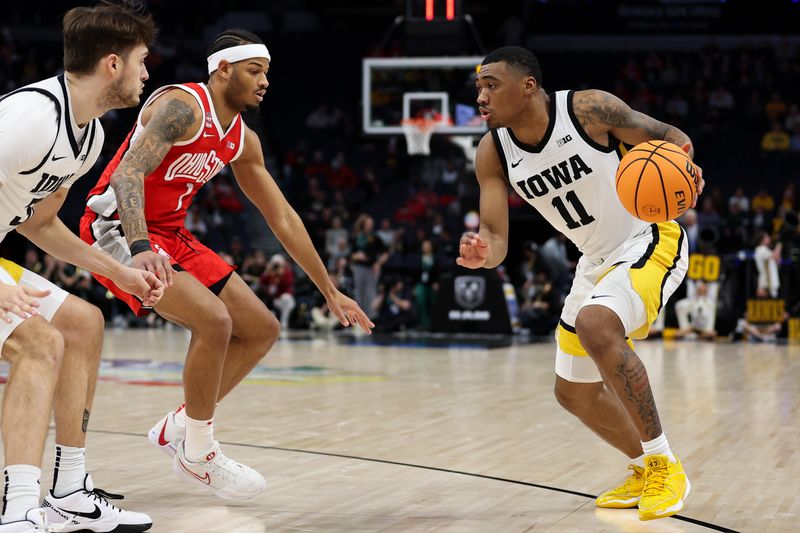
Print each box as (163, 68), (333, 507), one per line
(207, 43), (271, 75)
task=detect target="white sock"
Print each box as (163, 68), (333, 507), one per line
(52, 445), (86, 497)
(184, 415), (215, 461)
(2, 465), (41, 522)
(632, 453), (645, 468)
(641, 433), (676, 463)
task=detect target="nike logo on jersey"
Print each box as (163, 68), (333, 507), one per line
(511, 158), (523, 168)
(51, 154), (67, 161)
(62, 504), (102, 520)
(203, 132), (215, 138)
(590, 294), (613, 299)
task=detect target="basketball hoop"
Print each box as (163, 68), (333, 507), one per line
(401, 117), (440, 156)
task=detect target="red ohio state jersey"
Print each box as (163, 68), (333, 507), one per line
(84, 83), (245, 230)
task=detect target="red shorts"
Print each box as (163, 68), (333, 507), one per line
(79, 218), (234, 316)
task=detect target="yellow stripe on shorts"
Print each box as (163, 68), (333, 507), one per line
(0, 258), (24, 283)
(628, 222), (685, 338)
(557, 320), (634, 357)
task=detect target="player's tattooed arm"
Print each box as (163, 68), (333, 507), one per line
(572, 89), (694, 159)
(111, 98), (197, 243)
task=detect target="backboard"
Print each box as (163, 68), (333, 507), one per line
(362, 56), (487, 136)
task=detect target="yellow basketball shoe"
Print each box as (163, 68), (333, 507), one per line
(595, 464), (645, 508)
(638, 454), (691, 521)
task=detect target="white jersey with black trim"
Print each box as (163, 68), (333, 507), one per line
(492, 90), (649, 260)
(0, 75), (104, 243)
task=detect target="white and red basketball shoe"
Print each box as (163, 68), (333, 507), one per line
(173, 442), (266, 501)
(146, 405), (185, 457)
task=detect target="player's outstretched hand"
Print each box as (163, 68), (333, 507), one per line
(113, 266), (165, 307)
(456, 232), (490, 269)
(681, 143), (704, 207)
(325, 290), (375, 334)
(132, 250), (174, 286)
(0, 284), (49, 323)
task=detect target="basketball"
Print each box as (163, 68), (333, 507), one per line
(615, 140), (698, 223)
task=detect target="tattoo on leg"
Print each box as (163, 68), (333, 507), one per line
(82, 409), (90, 433)
(614, 346), (662, 439)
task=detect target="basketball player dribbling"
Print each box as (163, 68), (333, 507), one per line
(80, 29), (374, 500)
(457, 47), (705, 520)
(0, 3), (163, 532)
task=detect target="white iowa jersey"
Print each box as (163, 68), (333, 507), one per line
(0, 75), (104, 243)
(492, 90), (649, 260)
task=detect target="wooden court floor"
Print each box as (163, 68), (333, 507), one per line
(2, 327), (798, 532)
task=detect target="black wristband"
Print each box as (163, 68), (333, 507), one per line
(129, 239), (153, 256)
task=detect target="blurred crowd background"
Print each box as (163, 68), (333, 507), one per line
(1, 0), (798, 341)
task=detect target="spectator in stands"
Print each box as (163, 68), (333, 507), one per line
(327, 152), (358, 189)
(228, 237), (246, 270)
(790, 126), (800, 152)
(679, 208), (699, 253)
(754, 231), (782, 298)
(785, 104), (800, 132)
(325, 215), (350, 265)
(306, 104), (332, 129)
(241, 249), (268, 290)
(258, 254), (296, 330)
(376, 218), (396, 248)
(674, 281), (717, 340)
(372, 276), (414, 333)
(729, 186), (750, 212)
(762, 121), (791, 152)
(519, 271), (560, 336)
(22, 247), (46, 277)
(412, 240), (439, 330)
(752, 188), (775, 213)
(310, 271), (343, 331)
(350, 214), (388, 318)
(538, 233), (573, 293)
(765, 92), (788, 122)
(721, 201), (749, 252)
(185, 204), (208, 243)
(697, 197), (721, 230)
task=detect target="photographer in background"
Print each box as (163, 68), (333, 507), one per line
(259, 254), (296, 330)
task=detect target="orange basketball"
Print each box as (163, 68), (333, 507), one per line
(615, 141), (698, 223)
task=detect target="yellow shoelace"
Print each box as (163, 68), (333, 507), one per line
(643, 464), (669, 496)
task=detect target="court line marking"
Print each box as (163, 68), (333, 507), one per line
(89, 429), (740, 533)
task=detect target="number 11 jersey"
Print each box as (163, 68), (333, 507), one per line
(491, 90), (648, 260)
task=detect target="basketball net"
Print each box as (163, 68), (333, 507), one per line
(401, 117), (439, 156)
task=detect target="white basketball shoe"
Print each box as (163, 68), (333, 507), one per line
(41, 474), (152, 532)
(146, 405), (185, 457)
(173, 441), (266, 500)
(0, 508), (61, 532)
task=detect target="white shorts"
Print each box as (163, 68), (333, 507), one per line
(0, 258), (69, 352)
(555, 222), (688, 383)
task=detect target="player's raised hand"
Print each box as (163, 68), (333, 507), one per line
(456, 232), (490, 269)
(0, 284), (49, 323)
(132, 250), (174, 286)
(113, 266), (165, 307)
(681, 142), (704, 207)
(325, 290), (374, 334)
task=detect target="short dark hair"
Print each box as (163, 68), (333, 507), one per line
(63, 1), (157, 75)
(207, 29), (264, 57)
(482, 46), (543, 87)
